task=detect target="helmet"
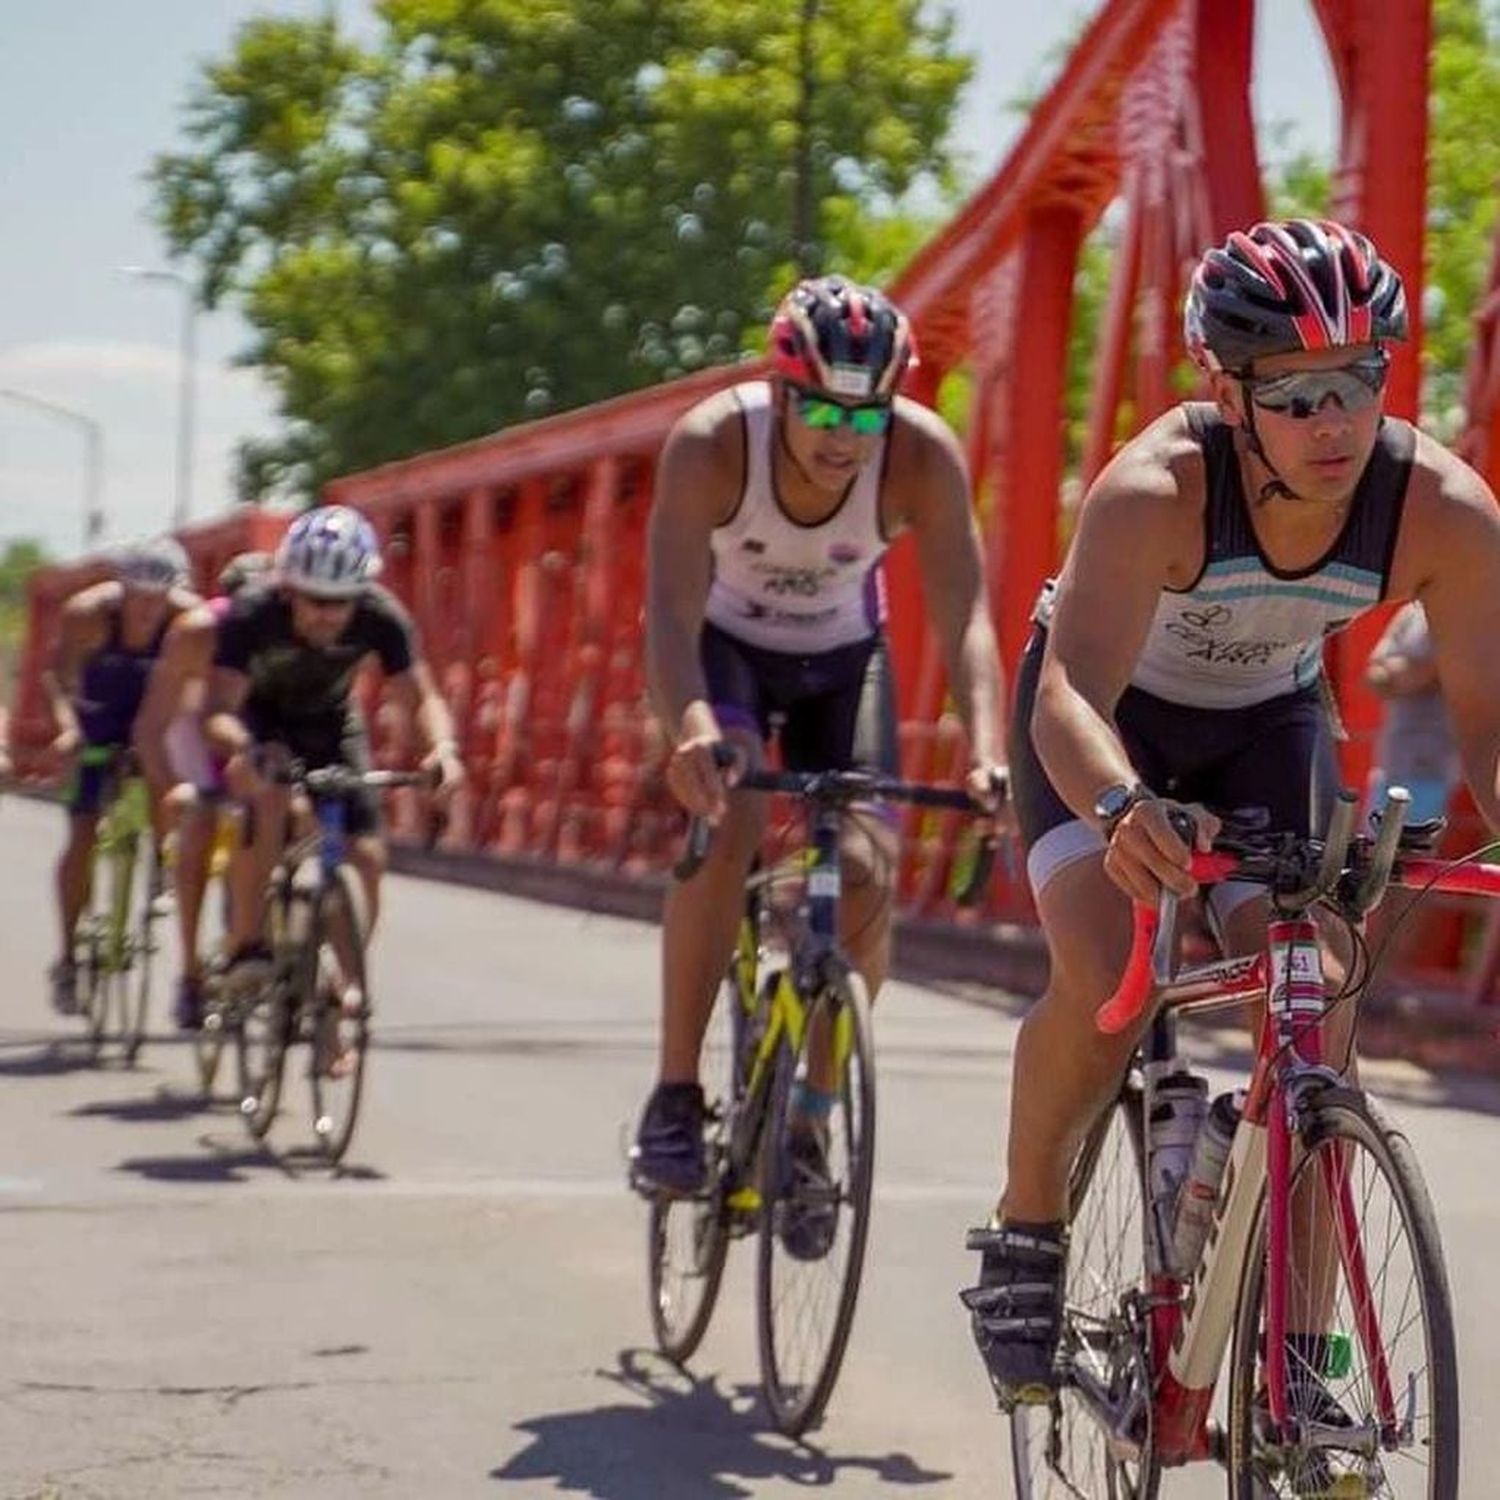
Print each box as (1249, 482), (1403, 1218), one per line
(768, 275), (916, 401)
(112, 536), (190, 593)
(1184, 218), (1408, 375)
(216, 550), (273, 598)
(275, 505), (381, 598)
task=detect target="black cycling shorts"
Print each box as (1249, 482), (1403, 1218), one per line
(1009, 624), (1338, 896)
(700, 622), (899, 774)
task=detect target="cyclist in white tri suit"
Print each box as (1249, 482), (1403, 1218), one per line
(630, 275), (1008, 1207)
(963, 218), (1500, 1412)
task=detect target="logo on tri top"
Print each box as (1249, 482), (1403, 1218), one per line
(740, 537), (767, 554)
(828, 542), (863, 566)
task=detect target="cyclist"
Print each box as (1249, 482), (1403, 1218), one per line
(132, 550), (273, 1029)
(630, 275), (1008, 1207)
(205, 508), (464, 996)
(963, 217), (1500, 1412)
(44, 536), (197, 1014)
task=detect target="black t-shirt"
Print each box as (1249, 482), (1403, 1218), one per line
(214, 583), (415, 732)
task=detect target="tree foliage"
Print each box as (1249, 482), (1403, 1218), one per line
(150, 0), (970, 498)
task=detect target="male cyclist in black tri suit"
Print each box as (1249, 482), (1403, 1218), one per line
(205, 506), (464, 991)
(962, 219), (1500, 1419)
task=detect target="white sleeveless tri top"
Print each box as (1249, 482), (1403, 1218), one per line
(705, 382), (889, 655)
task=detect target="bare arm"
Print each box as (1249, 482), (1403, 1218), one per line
(387, 660), (458, 755)
(1410, 461), (1500, 829)
(895, 409), (1005, 768)
(133, 607), (215, 791)
(46, 587), (111, 741)
(204, 668), (252, 760)
(644, 396), (742, 818)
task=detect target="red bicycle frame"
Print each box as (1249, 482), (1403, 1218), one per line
(1095, 848), (1500, 1467)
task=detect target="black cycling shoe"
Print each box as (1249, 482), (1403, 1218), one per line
(777, 1124), (838, 1262)
(629, 1082), (707, 1197)
(960, 1220), (1068, 1409)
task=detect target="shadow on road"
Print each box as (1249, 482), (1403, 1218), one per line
(492, 1348), (952, 1498)
(71, 1086), (224, 1124)
(0, 1037), (98, 1077)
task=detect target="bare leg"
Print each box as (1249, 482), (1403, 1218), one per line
(226, 785), (289, 953)
(174, 797), (215, 977)
(999, 854), (1140, 1223)
(657, 734), (765, 1085)
(55, 813), (101, 961)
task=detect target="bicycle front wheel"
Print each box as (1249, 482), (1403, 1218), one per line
(756, 966), (875, 1437)
(647, 951), (744, 1363)
(307, 866), (370, 1165)
(1227, 1087), (1458, 1499)
(1011, 1084), (1160, 1500)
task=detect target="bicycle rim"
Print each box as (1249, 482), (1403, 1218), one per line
(756, 968), (875, 1437)
(307, 868), (369, 1164)
(1012, 1087), (1160, 1500)
(123, 882), (160, 1067)
(1227, 1088), (1458, 1500)
(647, 958), (744, 1363)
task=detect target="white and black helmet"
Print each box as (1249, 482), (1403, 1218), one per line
(275, 505), (381, 598)
(112, 536), (190, 593)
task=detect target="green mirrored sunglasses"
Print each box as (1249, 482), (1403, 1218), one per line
(793, 388), (893, 436)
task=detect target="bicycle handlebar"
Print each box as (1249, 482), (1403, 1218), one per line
(1095, 786), (1500, 1035)
(672, 749), (1007, 906)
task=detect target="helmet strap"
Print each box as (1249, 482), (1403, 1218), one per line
(1238, 381), (1302, 504)
(773, 386), (823, 491)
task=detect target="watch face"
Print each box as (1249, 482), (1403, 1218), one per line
(1096, 783), (1136, 823)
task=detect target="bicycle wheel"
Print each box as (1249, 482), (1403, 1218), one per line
(1227, 1087), (1458, 1499)
(1011, 1083), (1161, 1500)
(307, 866), (370, 1164)
(647, 944), (746, 1363)
(756, 965), (875, 1436)
(89, 831), (144, 1065)
(235, 885), (296, 1140)
(122, 851), (163, 1067)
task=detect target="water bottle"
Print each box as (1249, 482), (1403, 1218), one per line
(1170, 1090), (1243, 1276)
(1146, 1065), (1208, 1268)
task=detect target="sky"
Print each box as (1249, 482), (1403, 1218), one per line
(0, 0), (1336, 558)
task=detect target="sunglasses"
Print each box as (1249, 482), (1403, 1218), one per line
(792, 388), (893, 436)
(292, 590), (355, 612)
(1243, 351), (1390, 419)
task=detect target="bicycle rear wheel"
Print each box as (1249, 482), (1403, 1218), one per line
(1011, 1083), (1160, 1500)
(756, 966), (875, 1437)
(307, 866), (370, 1164)
(1227, 1087), (1458, 1499)
(647, 948), (745, 1363)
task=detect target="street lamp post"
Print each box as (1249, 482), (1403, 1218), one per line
(0, 387), (104, 549)
(119, 266), (197, 530)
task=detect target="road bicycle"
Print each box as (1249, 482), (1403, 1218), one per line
(1012, 786), (1477, 1498)
(71, 747), (165, 1066)
(643, 761), (1001, 1436)
(218, 762), (434, 1165)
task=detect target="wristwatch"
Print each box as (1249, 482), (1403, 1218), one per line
(1094, 781), (1151, 838)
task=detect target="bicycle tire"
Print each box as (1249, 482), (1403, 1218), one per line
(647, 934), (752, 1363)
(123, 851), (161, 1067)
(756, 965), (875, 1437)
(235, 883), (296, 1140)
(307, 865), (370, 1164)
(1010, 1083), (1161, 1500)
(1226, 1087), (1458, 1499)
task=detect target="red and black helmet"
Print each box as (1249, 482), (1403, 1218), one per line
(768, 275), (917, 401)
(1184, 218), (1407, 375)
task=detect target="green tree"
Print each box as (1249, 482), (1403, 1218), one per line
(0, 538), (50, 692)
(150, 0), (971, 499)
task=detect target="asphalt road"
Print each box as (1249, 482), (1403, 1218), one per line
(0, 794), (1496, 1498)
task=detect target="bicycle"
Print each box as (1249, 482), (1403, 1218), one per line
(70, 747), (165, 1067)
(222, 762), (435, 1165)
(185, 797), (247, 1099)
(642, 760), (1002, 1437)
(1010, 786), (1478, 1498)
